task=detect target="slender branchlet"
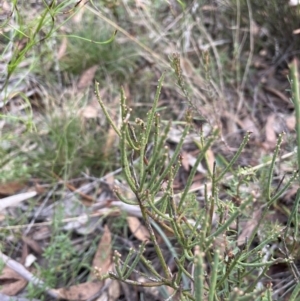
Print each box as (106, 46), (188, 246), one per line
(178, 129), (218, 211)
(289, 59), (300, 182)
(216, 131), (251, 182)
(266, 132), (284, 201)
(95, 81), (121, 137)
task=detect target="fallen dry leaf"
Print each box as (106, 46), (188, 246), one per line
(0, 267), (27, 296)
(264, 114), (277, 149)
(263, 85), (291, 106)
(127, 216), (150, 241)
(205, 148), (215, 174)
(96, 280), (120, 301)
(2, 1), (11, 12)
(180, 151), (190, 171)
(0, 181), (25, 196)
(53, 226), (112, 300)
(241, 117), (260, 137)
(57, 36), (68, 60)
(31, 226), (51, 240)
(286, 115), (296, 131)
(91, 225), (112, 279)
(181, 57), (205, 88)
(54, 281), (104, 301)
(78, 65), (98, 90)
(108, 280), (120, 301)
(80, 104), (99, 119)
(103, 127), (118, 158)
(237, 209), (261, 246)
(187, 154), (206, 174)
(293, 28), (300, 35)
(72, 0), (85, 23)
(22, 236), (43, 255)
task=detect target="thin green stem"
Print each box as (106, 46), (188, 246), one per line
(123, 242), (146, 280)
(208, 250), (220, 301)
(137, 195), (171, 279)
(194, 252), (205, 301)
(178, 131), (216, 210)
(150, 124), (191, 195)
(216, 132), (251, 182)
(266, 133), (284, 201)
(145, 73), (165, 143)
(289, 59), (300, 182)
(95, 82), (121, 137)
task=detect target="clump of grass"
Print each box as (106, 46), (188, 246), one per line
(60, 10), (138, 84)
(0, 94), (117, 183)
(29, 109), (116, 179)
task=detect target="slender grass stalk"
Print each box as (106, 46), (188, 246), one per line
(266, 133), (284, 201)
(285, 189), (300, 241)
(207, 162), (217, 236)
(288, 279), (300, 301)
(289, 59), (300, 180)
(269, 170), (298, 204)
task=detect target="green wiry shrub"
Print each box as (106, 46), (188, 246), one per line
(95, 60), (300, 300)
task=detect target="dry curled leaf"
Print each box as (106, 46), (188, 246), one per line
(241, 117), (260, 137)
(57, 37), (68, 60)
(263, 114), (277, 149)
(205, 148), (215, 174)
(0, 267), (27, 296)
(103, 127), (118, 158)
(95, 280), (120, 301)
(180, 151), (190, 171)
(0, 181), (25, 196)
(80, 105), (99, 119)
(22, 236), (43, 255)
(237, 209), (261, 246)
(91, 225), (112, 279)
(286, 115), (296, 130)
(78, 65), (98, 90)
(127, 216), (150, 241)
(54, 281), (104, 301)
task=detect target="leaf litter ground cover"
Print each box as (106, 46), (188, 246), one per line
(1, 1), (300, 300)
